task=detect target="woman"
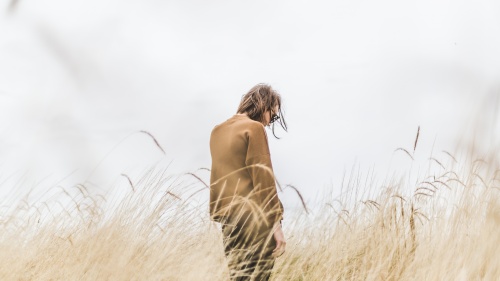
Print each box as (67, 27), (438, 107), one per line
(209, 84), (287, 281)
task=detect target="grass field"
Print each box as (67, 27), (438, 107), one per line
(0, 145), (499, 281)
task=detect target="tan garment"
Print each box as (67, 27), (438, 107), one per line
(209, 114), (283, 225)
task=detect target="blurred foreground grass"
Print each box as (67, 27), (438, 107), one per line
(0, 148), (499, 281)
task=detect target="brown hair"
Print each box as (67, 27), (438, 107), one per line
(237, 83), (288, 138)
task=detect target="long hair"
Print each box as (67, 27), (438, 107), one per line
(237, 84), (287, 138)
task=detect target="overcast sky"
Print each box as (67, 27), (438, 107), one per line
(1, 0), (499, 208)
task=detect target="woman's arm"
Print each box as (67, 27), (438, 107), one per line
(245, 123), (284, 225)
(272, 221), (286, 258)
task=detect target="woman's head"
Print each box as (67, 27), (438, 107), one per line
(237, 83), (287, 138)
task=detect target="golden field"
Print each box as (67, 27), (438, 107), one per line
(0, 146), (499, 281)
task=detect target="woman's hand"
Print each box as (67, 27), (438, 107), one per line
(272, 222), (286, 258)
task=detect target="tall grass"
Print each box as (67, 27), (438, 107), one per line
(0, 147), (499, 280)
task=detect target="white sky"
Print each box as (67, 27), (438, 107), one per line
(1, 0), (500, 208)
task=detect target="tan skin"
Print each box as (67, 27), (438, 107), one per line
(238, 105), (286, 258)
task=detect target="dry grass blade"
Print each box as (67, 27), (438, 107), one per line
(472, 159), (488, 167)
(473, 173), (488, 188)
(413, 211), (429, 226)
(275, 179), (284, 193)
(442, 150), (457, 163)
(391, 194), (407, 202)
(365, 200), (381, 209)
(87, 131), (165, 180)
(420, 181), (439, 190)
(395, 148), (414, 160)
(423, 175), (436, 182)
(446, 178), (466, 187)
(433, 180), (451, 190)
(121, 173), (135, 192)
(235, 196), (269, 226)
(409, 204), (417, 254)
(167, 191), (181, 200)
(362, 200), (374, 211)
(440, 171), (460, 180)
(429, 157), (445, 169)
(414, 192), (433, 199)
(362, 200), (381, 211)
(284, 184), (309, 214)
(139, 130), (166, 155)
(415, 187), (436, 194)
(185, 172), (209, 189)
(335, 211), (352, 230)
(413, 126), (420, 153)
(184, 187), (206, 202)
(341, 209), (350, 217)
(413, 211), (429, 222)
(74, 184), (90, 197)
